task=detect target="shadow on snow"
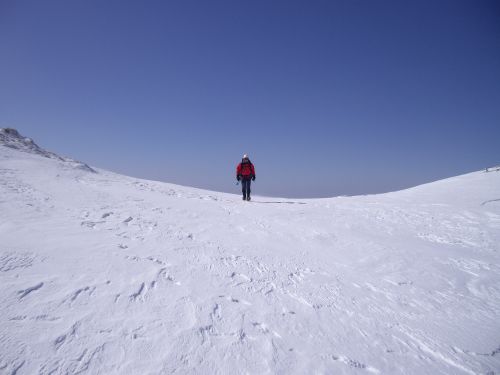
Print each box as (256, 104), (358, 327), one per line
(251, 201), (307, 205)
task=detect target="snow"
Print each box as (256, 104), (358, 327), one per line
(0, 129), (499, 374)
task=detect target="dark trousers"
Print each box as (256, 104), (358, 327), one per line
(241, 179), (251, 198)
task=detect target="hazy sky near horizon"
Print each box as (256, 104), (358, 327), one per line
(1, 0), (499, 198)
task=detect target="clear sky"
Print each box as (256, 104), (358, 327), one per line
(1, 0), (499, 198)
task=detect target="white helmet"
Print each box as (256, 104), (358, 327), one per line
(243, 154), (248, 159)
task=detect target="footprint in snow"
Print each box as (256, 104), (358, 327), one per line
(80, 220), (105, 228)
(330, 355), (380, 373)
(219, 295), (252, 305)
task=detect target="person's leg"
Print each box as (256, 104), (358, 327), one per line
(241, 180), (247, 200)
(247, 180), (251, 200)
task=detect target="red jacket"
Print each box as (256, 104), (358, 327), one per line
(237, 160), (255, 179)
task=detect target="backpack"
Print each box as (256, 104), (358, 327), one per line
(240, 161), (253, 176)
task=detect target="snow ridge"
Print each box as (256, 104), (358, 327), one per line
(0, 128), (96, 173)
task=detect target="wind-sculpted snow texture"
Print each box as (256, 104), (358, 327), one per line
(1, 137), (499, 374)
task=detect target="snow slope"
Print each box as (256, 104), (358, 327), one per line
(1, 129), (499, 374)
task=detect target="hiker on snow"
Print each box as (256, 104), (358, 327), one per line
(236, 154), (255, 201)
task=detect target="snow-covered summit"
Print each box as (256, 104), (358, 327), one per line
(0, 127), (96, 173)
(1, 132), (499, 374)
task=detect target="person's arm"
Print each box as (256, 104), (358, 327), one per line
(236, 164), (241, 180)
(251, 164), (256, 180)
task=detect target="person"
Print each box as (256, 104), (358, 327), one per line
(236, 154), (256, 201)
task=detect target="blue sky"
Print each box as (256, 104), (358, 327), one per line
(1, 0), (499, 197)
